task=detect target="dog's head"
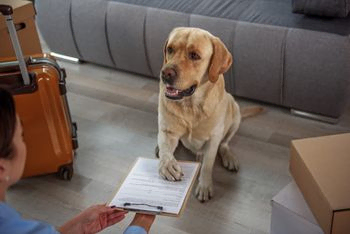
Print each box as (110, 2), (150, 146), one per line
(160, 27), (232, 100)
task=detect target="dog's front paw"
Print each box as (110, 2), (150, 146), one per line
(195, 180), (213, 202)
(159, 158), (183, 181)
(219, 144), (239, 172)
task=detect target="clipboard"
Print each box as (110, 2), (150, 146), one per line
(109, 157), (200, 217)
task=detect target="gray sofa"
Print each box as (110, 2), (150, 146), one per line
(35, 0), (350, 121)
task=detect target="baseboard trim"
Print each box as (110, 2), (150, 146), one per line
(291, 109), (338, 124)
(50, 52), (81, 63)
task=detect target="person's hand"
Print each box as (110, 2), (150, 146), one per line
(59, 204), (128, 234)
(129, 213), (156, 233)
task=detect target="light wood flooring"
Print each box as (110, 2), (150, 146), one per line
(7, 59), (350, 234)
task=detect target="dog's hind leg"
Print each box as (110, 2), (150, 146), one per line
(218, 115), (240, 172)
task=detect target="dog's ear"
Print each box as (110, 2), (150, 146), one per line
(163, 39), (169, 64)
(208, 37), (232, 83)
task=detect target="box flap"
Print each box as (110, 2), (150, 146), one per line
(292, 133), (350, 211)
(0, 0), (35, 29)
(272, 181), (320, 225)
(271, 181), (325, 234)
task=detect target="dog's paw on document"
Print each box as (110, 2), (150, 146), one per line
(158, 157), (184, 181)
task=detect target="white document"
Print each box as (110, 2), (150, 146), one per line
(110, 157), (200, 215)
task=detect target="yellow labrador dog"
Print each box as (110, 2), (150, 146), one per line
(157, 27), (262, 202)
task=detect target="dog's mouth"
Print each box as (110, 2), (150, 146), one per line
(165, 84), (197, 100)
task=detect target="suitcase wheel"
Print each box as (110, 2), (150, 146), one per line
(72, 139), (79, 150)
(58, 164), (74, 181)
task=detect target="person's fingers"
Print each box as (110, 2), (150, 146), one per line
(81, 205), (114, 223)
(99, 212), (108, 229)
(99, 205), (114, 212)
(95, 205), (124, 215)
(85, 204), (110, 216)
(108, 210), (128, 219)
(95, 204), (109, 210)
(83, 205), (127, 221)
(106, 208), (128, 216)
(107, 213), (127, 226)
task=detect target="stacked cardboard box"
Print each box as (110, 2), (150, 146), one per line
(0, 0), (42, 59)
(271, 133), (350, 234)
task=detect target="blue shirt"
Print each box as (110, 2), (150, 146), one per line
(0, 202), (147, 234)
(124, 225), (147, 234)
(0, 202), (59, 234)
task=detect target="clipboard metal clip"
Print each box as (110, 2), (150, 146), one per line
(123, 202), (163, 211)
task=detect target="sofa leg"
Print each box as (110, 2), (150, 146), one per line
(291, 109), (338, 124)
(50, 52), (81, 63)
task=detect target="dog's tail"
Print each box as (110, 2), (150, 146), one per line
(241, 106), (264, 119)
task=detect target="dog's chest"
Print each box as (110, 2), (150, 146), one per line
(166, 98), (219, 151)
(180, 126), (211, 151)
(181, 135), (207, 152)
(177, 107), (218, 151)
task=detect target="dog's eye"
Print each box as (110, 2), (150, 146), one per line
(167, 47), (174, 54)
(189, 52), (200, 60)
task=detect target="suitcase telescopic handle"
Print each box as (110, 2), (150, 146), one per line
(0, 4), (30, 85)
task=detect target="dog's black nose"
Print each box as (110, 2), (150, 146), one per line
(161, 67), (177, 85)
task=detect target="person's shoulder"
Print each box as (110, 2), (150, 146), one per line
(0, 202), (20, 219)
(0, 202), (59, 234)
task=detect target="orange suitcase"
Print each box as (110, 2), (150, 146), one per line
(0, 4), (78, 180)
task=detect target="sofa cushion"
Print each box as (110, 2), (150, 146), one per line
(292, 0), (350, 18)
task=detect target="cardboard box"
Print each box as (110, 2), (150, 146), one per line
(290, 133), (350, 234)
(0, 0), (42, 58)
(271, 181), (324, 234)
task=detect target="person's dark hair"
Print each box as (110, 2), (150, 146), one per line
(0, 86), (16, 159)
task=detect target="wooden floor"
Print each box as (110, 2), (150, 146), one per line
(7, 59), (350, 234)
